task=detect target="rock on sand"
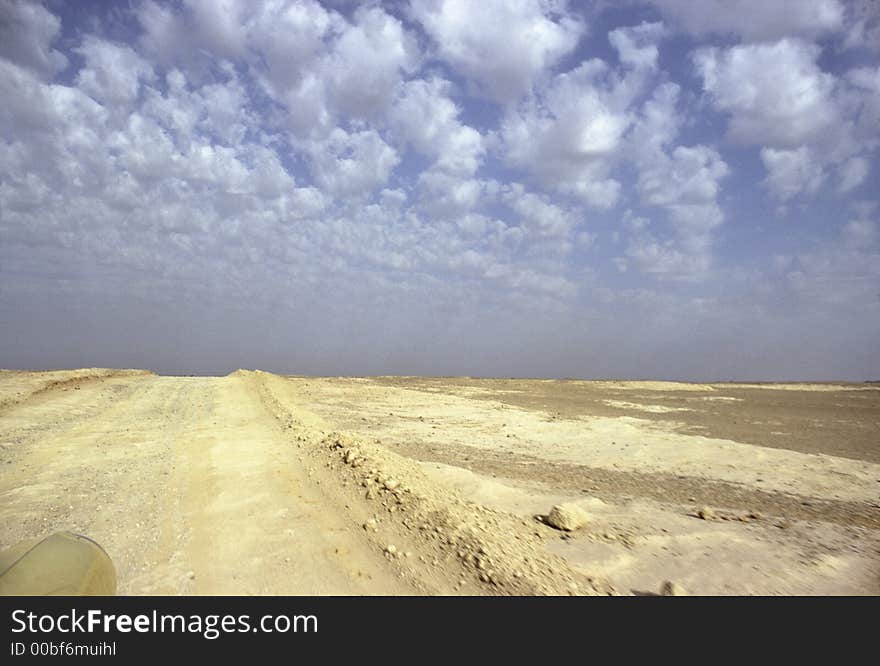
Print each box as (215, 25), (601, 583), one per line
(660, 580), (688, 596)
(546, 503), (589, 531)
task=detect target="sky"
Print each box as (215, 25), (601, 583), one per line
(0, 0), (878, 380)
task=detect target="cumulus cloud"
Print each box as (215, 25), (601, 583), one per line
(649, 0), (845, 41)
(622, 82), (729, 278)
(0, 0), (877, 378)
(415, 172), (491, 218)
(760, 147), (825, 201)
(694, 38), (876, 201)
(0, 0), (67, 79)
(390, 77), (485, 177)
(501, 62), (629, 208)
(270, 5), (419, 135)
(498, 21), (669, 209)
(305, 127), (400, 199)
(138, 0), (418, 136)
(608, 21), (667, 69)
(694, 39), (838, 147)
(410, 0), (583, 104)
(622, 214), (712, 278)
(640, 145), (728, 211)
(317, 6), (421, 120)
(75, 37), (156, 108)
(502, 183), (578, 240)
(142, 66), (254, 148)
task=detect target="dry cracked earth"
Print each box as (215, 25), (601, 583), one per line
(1, 368), (878, 595)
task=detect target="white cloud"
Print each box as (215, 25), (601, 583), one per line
(847, 65), (880, 92)
(139, 0), (302, 66)
(629, 81), (680, 152)
(843, 11), (880, 52)
(321, 6), (420, 120)
(626, 239), (711, 278)
(2, 0), (878, 378)
(0, 0), (68, 79)
(695, 38), (878, 202)
(379, 188), (407, 212)
(846, 66), (880, 145)
(435, 125), (484, 177)
(75, 37), (156, 109)
(260, 4), (419, 134)
(239, 0), (341, 90)
(650, 0), (845, 41)
(390, 77), (485, 176)
(136, 0), (190, 66)
(621, 214), (711, 279)
(0, 59), (109, 188)
(416, 172), (491, 218)
(138, 1), (418, 136)
(557, 178), (621, 210)
(498, 20), (670, 210)
(623, 82), (729, 278)
(501, 59), (644, 209)
(108, 112), (178, 182)
(694, 39), (838, 148)
(501, 183), (578, 240)
(640, 145), (728, 210)
(390, 78), (458, 152)
(305, 127), (400, 199)
(410, 0), (583, 104)
(482, 264), (576, 298)
(142, 66), (254, 149)
(185, 0), (252, 59)
(760, 147), (825, 201)
(780, 214), (880, 310)
(608, 21), (667, 69)
(631, 143), (728, 272)
(837, 155), (869, 193)
(503, 85), (625, 165)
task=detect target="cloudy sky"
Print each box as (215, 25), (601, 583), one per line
(0, 0), (878, 379)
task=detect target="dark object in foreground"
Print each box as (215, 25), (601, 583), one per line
(0, 531), (116, 595)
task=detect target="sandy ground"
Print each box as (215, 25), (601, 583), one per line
(1, 369), (878, 595)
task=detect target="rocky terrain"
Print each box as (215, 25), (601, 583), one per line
(1, 369), (877, 595)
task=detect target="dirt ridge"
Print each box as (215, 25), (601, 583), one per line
(0, 369), (153, 413)
(252, 370), (617, 596)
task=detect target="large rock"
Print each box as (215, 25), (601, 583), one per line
(546, 503), (590, 531)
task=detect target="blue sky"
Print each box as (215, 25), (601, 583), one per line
(0, 0), (878, 379)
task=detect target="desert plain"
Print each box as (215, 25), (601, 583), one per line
(0, 368), (878, 595)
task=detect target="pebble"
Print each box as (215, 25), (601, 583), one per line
(660, 581), (687, 596)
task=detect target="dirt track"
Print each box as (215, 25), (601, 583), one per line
(0, 371), (423, 594)
(1, 370), (878, 595)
